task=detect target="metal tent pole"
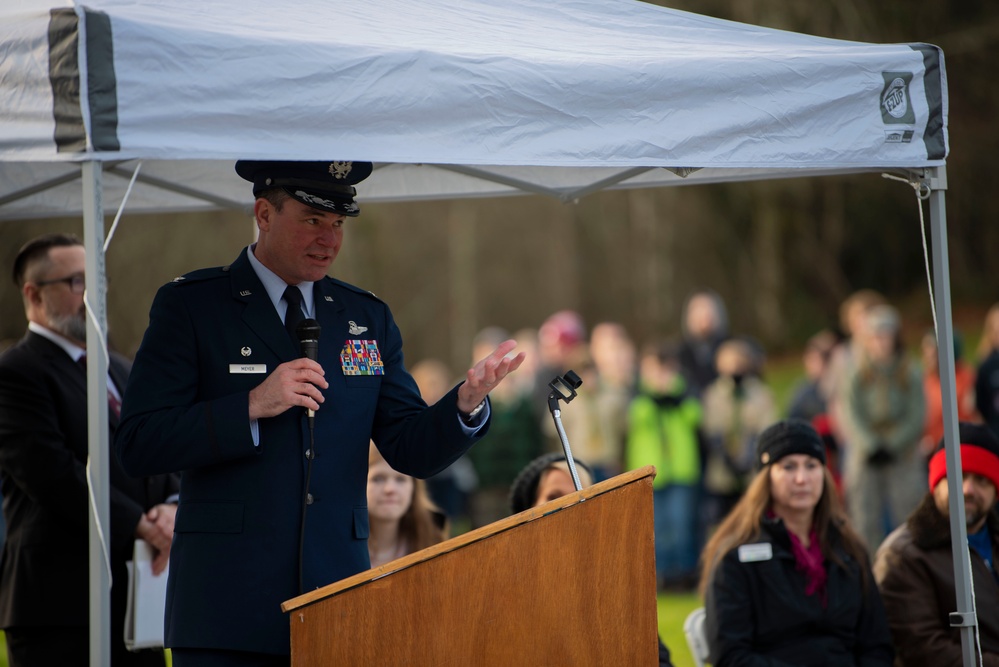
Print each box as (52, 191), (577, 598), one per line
(926, 165), (977, 667)
(83, 160), (112, 667)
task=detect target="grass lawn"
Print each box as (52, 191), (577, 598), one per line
(659, 591), (703, 667)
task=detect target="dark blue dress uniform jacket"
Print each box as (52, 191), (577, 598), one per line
(115, 248), (484, 655)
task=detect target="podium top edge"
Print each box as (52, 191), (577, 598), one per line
(281, 466), (655, 612)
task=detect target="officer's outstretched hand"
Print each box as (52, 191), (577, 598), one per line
(457, 339), (526, 414)
(249, 358), (328, 420)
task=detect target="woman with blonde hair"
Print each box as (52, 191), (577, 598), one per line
(366, 443), (447, 568)
(699, 419), (893, 667)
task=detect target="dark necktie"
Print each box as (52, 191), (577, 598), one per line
(283, 285), (305, 342)
(78, 354), (122, 418)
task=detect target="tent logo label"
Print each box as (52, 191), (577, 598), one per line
(880, 72), (915, 124)
(884, 130), (914, 144)
(883, 79), (907, 117)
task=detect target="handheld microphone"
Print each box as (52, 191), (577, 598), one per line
(295, 319), (322, 419)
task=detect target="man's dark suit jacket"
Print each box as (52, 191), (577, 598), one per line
(0, 330), (179, 635)
(115, 248), (486, 656)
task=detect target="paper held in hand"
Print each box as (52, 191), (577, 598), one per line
(124, 539), (169, 651)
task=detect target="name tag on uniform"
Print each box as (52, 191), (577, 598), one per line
(229, 364), (267, 374)
(737, 543), (773, 563)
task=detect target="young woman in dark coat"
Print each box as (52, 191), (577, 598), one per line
(699, 419), (894, 667)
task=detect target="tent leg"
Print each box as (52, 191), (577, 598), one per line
(926, 165), (977, 667)
(83, 160), (112, 667)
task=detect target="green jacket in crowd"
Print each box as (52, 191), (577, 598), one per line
(626, 382), (702, 489)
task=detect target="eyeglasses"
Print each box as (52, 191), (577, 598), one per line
(35, 273), (86, 294)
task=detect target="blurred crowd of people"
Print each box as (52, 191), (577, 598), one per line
(389, 290), (999, 593)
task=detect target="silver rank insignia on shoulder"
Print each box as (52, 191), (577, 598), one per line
(241, 347), (252, 357)
(329, 161), (352, 180)
(239, 290), (251, 297)
(324, 296), (334, 302)
(348, 321), (368, 335)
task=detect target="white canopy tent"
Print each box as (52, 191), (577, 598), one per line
(0, 0), (971, 664)
(1, 0), (948, 213)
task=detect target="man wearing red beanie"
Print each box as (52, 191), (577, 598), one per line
(873, 422), (999, 666)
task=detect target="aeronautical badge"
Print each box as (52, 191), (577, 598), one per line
(329, 161), (353, 180)
(340, 340), (384, 376)
(348, 321), (368, 335)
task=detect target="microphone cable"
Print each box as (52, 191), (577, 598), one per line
(298, 413), (316, 595)
(295, 318), (321, 595)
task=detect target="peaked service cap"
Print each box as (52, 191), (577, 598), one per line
(235, 160), (373, 217)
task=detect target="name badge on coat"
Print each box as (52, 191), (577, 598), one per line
(737, 543), (773, 563)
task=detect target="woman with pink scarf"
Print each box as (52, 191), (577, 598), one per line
(699, 420), (894, 667)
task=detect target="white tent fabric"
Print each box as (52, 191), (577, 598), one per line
(0, 1), (972, 665)
(0, 0), (947, 217)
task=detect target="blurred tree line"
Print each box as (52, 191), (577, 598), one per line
(0, 0), (995, 377)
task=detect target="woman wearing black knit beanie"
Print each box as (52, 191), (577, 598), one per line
(699, 419), (894, 667)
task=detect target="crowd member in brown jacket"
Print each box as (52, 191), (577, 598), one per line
(874, 422), (999, 666)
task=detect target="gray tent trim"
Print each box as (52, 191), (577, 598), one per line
(48, 9), (86, 152)
(83, 10), (120, 152)
(911, 44), (947, 160)
(48, 9), (120, 153)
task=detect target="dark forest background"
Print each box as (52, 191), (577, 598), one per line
(1, 0), (996, 377)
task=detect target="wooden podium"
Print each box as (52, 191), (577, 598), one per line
(282, 466), (658, 666)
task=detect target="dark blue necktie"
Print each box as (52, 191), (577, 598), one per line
(283, 285), (305, 342)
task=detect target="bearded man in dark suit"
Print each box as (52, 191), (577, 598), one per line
(0, 233), (179, 667)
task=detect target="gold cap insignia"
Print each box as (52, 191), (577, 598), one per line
(329, 161), (353, 180)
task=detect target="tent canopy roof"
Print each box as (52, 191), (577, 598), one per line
(0, 0), (947, 218)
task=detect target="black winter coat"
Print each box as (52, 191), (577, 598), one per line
(705, 517), (894, 667)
